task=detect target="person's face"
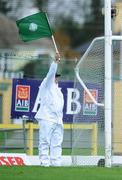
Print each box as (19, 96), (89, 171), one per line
(55, 77), (59, 84)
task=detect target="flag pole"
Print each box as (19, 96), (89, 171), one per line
(51, 35), (59, 53)
(45, 12), (59, 53)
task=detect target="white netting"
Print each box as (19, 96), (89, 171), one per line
(72, 38), (105, 166)
(112, 40), (122, 160)
(71, 37), (122, 166)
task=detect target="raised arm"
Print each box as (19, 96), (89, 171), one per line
(43, 52), (60, 87)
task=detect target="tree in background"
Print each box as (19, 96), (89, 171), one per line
(0, 0), (37, 20)
(35, 0), (48, 11)
(46, 0), (91, 27)
(54, 23), (81, 59)
(54, 18), (83, 48)
(0, 0), (11, 14)
(82, 0), (104, 44)
(52, 0), (104, 48)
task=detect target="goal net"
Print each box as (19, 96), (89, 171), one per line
(71, 36), (122, 166)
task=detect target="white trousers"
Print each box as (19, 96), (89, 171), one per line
(38, 120), (64, 166)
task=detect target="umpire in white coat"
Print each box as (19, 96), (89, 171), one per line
(34, 53), (64, 166)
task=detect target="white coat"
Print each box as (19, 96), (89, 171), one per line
(35, 61), (64, 124)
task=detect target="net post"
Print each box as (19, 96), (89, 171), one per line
(27, 122), (34, 155)
(91, 123), (98, 155)
(104, 0), (112, 168)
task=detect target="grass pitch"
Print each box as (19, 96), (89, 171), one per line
(0, 166), (122, 180)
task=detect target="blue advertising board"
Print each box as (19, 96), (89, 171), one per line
(11, 79), (104, 123)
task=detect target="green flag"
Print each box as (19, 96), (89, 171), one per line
(16, 12), (52, 42)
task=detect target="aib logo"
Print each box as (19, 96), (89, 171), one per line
(83, 89), (98, 115)
(15, 85), (30, 112)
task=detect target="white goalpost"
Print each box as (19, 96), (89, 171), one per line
(104, 0), (112, 168)
(71, 0), (122, 167)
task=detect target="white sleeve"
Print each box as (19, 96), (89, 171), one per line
(43, 61), (58, 87)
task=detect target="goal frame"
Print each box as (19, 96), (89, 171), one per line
(75, 35), (122, 167)
(74, 0), (122, 167)
(74, 0), (122, 168)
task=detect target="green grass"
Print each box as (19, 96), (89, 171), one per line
(0, 148), (72, 155)
(0, 131), (4, 146)
(0, 166), (122, 180)
(0, 147), (104, 156)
